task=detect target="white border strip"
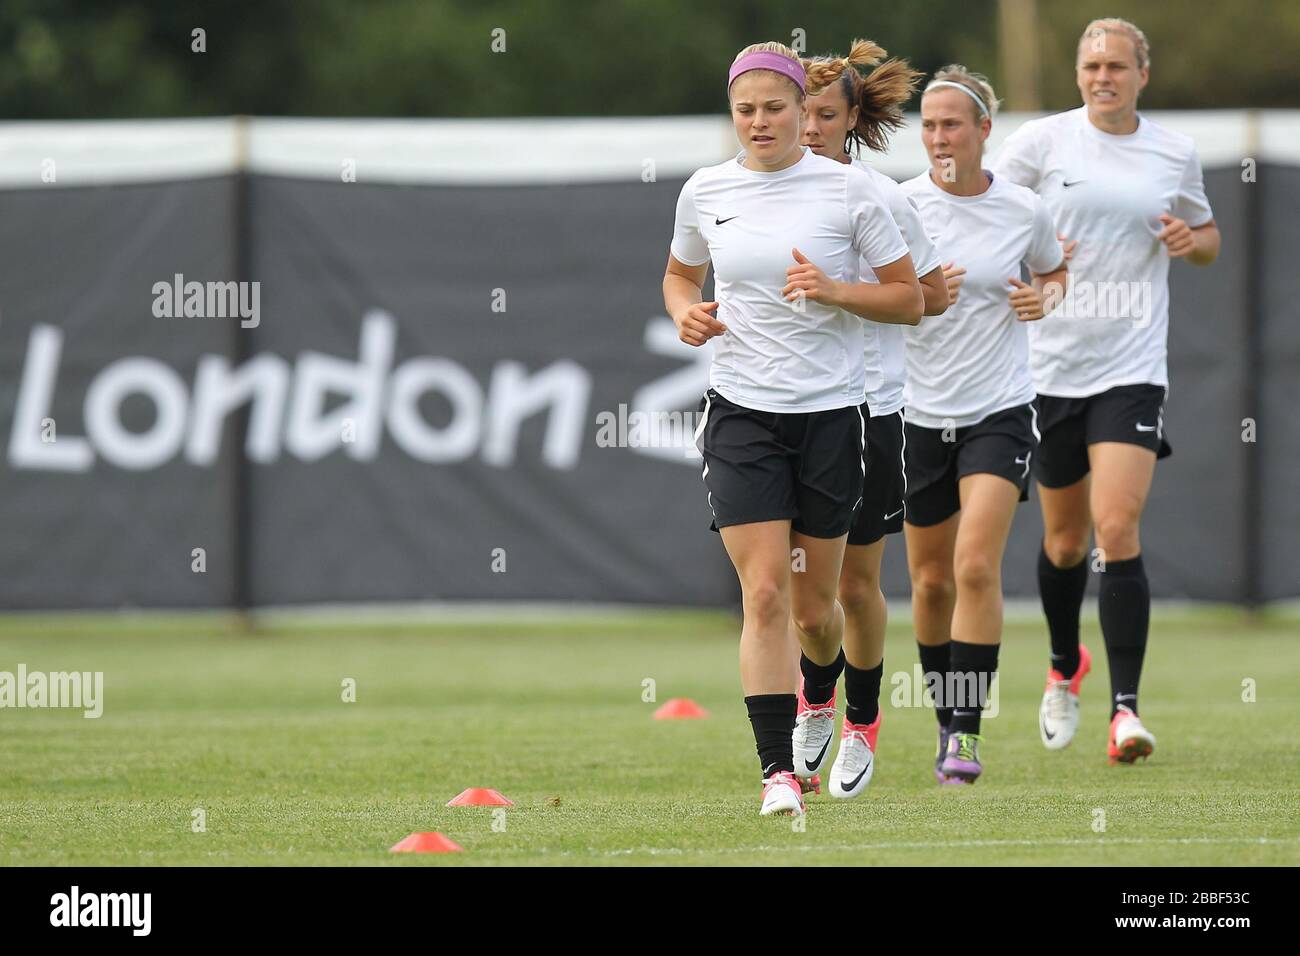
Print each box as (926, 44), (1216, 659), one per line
(0, 598), (1294, 626)
(1258, 110), (1300, 163)
(245, 110), (1300, 182)
(0, 118), (239, 188)
(248, 116), (734, 185)
(0, 111), (1295, 188)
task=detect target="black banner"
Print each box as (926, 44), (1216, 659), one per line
(0, 165), (1291, 607)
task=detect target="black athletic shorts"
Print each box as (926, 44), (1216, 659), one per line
(902, 403), (1038, 527)
(695, 388), (865, 538)
(847, 408), (906, 546)
(1033, 384), (1171, 489)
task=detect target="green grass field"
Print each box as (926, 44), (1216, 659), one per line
(0, 607), (1296, 866)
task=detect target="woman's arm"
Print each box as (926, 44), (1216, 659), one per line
(1034, 262), (1070, 316)
(1008, 261), (1069, 322)
(1158, 214), (1220, 266)
(918, 264), (950, 316)
(783, 249), (923, 326)
(663, 255), (726, 347)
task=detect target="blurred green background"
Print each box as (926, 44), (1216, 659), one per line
(1, 0), (1296, 119)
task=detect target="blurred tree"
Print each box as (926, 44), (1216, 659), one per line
(1034, 0), (1300, 110)
(0, 0), (1292, 119)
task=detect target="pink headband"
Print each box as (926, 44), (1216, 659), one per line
(727, 52), (806, 94)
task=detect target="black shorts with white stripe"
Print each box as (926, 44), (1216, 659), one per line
(694, 388), (866, 539)
(1033, 384), (1172, 489)
(902, 403), (1039, 527)
(847, 408), (906, 546)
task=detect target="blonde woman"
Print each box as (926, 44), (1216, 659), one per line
(900, 66), (1068, 783)
(992, 19), (1219, 763)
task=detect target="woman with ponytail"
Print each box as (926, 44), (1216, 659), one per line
(790, 40), (949, 799)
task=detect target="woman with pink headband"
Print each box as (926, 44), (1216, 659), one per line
(664, 40), (921, 816)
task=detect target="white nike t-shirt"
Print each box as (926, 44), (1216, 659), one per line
(900, 170), (1064, 429)
(670, 147), (910, 414)
(991, 107), (1214, 398)
(851, 158), (941, 418)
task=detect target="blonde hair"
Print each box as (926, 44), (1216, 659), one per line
(925, 64), (1000, 121)
(1078, 18), (1150, 70)
(803, 39), (922, 155)
(730, 41), (805, 99)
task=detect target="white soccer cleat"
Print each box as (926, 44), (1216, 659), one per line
(828, 713), (880, 799)
(1039, 644), (1092, 750)
(759, 771), (806, 816)
(1108, 705), (1156, 764)
(792, 682), (838, 779)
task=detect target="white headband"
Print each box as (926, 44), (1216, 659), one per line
(924, 80), (990, 118)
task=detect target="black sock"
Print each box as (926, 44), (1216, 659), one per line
(843, 660), (883, 726)
(1098, 554), (1148, 717)
(799, 649), (845, 705)
(745, 694), (796, 777)
(1038, 544), (1087, 679)
(917, 642), (952, 727)
(947, 641), (1000, 735)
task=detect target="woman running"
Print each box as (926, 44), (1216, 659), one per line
(790, 40), (950, 799)
(665, 41), (922, 815)
(901, 66), (1068, 784)
(991, 18), (1219, 762)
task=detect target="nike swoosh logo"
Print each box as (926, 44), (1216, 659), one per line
(715, 216), (739, 225)
(883, 508), (903, 521)
(1015, 456), (1029, 465)
(1135, 423), (1156, 432)
(843, 754), (872, 790)
(1063, 180), (1085, 187)
(804, 736), (831, 772)
(1041, 715), (1056, 740)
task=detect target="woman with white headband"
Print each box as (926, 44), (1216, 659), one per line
(900, 65), (1068, 784)
(664, 40), (922, 816)
(991, 19), (1219, 765)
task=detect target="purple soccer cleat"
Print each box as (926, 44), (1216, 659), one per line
(934, 726), (953, 783)
(939, 731), (983, 784)
(934, 726), (966, 785)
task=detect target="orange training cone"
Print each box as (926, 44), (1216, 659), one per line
(390, 831), (462, 853)
(653, 697), (710, 719)
(447, 787), (514, 807)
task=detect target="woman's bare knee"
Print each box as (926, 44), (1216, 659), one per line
(744, 580), (789, 629)
(911, 566), (955, 606)
(837, 569), (879, 614)
(1093, 512), (1141, 559)
(953, 554), (999, 595)
(1043, 528), (1090, 568)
